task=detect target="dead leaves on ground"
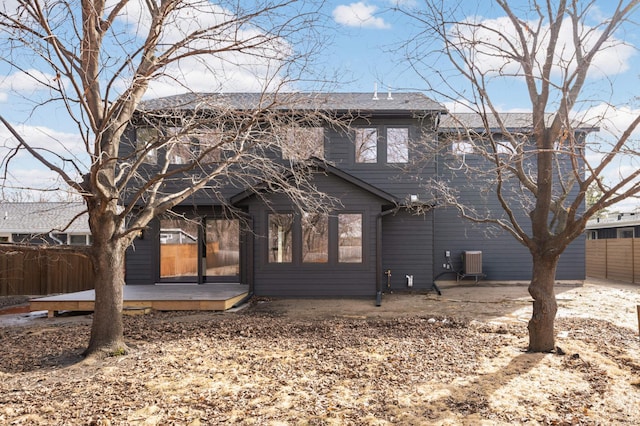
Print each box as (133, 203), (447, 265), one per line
(0, 310), (638, 425)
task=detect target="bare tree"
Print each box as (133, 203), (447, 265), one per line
(400, 0), (640, 352)
(0, 0), (333, 357)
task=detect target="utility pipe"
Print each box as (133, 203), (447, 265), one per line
(376, 206), (400, 306)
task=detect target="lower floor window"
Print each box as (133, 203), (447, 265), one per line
(302, 213), (328, 263)
(617, 227), (634, 238)
(268, 212), (363, 264)
(338, 214), (362, 263)
(269, 213), (293, 263)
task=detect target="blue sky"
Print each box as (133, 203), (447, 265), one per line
(0, 0), (638, 210)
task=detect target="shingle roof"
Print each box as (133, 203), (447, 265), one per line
(0, 202), (89, 234)
(139, 92), (446, 114)
(439, 112), (597, 132)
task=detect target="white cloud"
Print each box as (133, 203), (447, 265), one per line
(0, 1), (20, 13)
(449, 16), (635, 80)
(575, 103), (640, 211)
(0, 121), (88, 195)
(106, 0), (293, 95)
(0, 69), (64, 101)
(0, 122), (87, 163)
(333, 2), (390, 29)
(2, 167), (61, 190)
(578, 103), (640, 139)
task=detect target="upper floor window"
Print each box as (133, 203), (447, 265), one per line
(166, 127), (194, 165)
(452, 134), (522, 156)
(135, 127), (159, 165)
(193, 126), (223, 164)
(492, 137), (518, 156)
(355, 127), (411, 164)
(355, 128), (378, 163)
(451, 135), (475, 155)
(387, 128), (409, 163)
(281, 127), (324, 161)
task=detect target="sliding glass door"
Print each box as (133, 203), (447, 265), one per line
(159, 218), (199, 281)
(205, 219), (240, 279)
(159, 216), (240, 282)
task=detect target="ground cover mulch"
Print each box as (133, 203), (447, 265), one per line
(1, 301), (639, 425)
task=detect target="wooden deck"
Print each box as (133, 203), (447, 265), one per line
(29, 284), (249, 317)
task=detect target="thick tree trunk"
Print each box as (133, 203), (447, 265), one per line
(527, 253), (559, 352)
(84, 222), (129, 358)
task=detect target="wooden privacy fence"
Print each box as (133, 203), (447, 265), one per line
(160, 243), (240, 278)
(586, 238), (640, 284)
(0, 247), (95, 296)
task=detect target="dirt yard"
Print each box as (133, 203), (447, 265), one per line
(0, 279), (639, 425)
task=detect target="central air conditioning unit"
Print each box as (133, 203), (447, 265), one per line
(463, 250), (483, 275)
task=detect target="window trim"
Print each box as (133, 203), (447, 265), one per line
(617, 227), (635, 239)
(338, 212), (363, 264)
(268, 212), (294, 264)
(264, 210), (366, 266)
(68, 234), (91, 246)
(301, 212), (329, 263)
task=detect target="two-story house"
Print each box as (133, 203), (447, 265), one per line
(123, 93), (587, 299)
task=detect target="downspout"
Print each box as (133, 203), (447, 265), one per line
(376, 206), (400, 306)
(49, 232), (64, 245)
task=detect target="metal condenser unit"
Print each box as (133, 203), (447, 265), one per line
(463, 251), (483, 275)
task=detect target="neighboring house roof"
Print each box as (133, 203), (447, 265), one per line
(586, 212), (640, 230)
(138, 92), (446, 115)
(0, 202), (89, 234)
(439, 112), (598, 133)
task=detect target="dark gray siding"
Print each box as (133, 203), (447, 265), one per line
(433, 147), (586, 282)
(325, 118), (438, 201)
(382, 210), (434, 290)
(125, 219), (159, 285)
(119, 125), (258, 206)
(241, 172), (392, 297)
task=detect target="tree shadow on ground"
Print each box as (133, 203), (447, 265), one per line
(390, 351), (547, 423)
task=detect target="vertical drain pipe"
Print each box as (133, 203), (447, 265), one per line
(376, 206), (399, 306)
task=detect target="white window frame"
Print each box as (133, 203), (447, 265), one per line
(617, 227), (634, 239)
